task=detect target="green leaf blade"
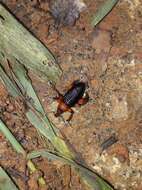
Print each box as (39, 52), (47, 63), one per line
(0, 167), (19, 190)
(0, 64), (20, 97)
(91, 0), (119, 27)
(0, 3), (62, 82)
(28, 150), (113, 190)
(0, 119), (25, 155)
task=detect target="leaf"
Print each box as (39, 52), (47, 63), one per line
(28, 150), (113, 190)
(0, 63), (20, 97)
(0, 119), (25, 155)
(12, 61), (59, 133)
(0, 3), (62, 82)
(26, 109), (74, 159)
(12, 61), (45, 115)
(0, 65), (46, 186)
(53, 136), (74, 159)
(12, 61), (74, 158)
(26, 109), (55, 142)
(91, 0), (119, 27)
(0, 167), (19, 190)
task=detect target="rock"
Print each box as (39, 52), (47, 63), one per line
(91, 29), (112, 54)
(49, 0), (86, 26)
(111, 94), (128, 120)
(108, 144), (129, 163)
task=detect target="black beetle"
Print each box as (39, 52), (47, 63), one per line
(54, 80), (89, 121)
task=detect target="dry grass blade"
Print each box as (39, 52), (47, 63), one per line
(91, 0), (119, 27)
(0, 167), (19, 190)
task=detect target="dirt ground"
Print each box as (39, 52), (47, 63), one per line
(0, 0), (142, 190)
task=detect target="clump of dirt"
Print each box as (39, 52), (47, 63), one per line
(0, 0), (142, 190)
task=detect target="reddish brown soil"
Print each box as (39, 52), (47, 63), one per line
(0, 0), (142, 190)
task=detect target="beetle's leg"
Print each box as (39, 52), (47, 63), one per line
(66, 108), (74, 122)
(61, 115), (71, 127)
(77, 97), (88, 105)
(55, 102), (69, 116)
(77, 98), (86, 106)
(77, 92), (89, 106)
(49, 81), (62, 97)
(54, 106), (63, 117)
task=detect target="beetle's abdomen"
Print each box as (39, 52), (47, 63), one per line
(63, 83), (85, 107)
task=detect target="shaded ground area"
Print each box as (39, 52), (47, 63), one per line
(0, 0), (142, 189)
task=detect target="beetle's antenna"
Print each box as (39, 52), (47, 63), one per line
(49, 81), (62, 96)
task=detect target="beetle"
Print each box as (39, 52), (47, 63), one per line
(53, 80), (89, 121)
